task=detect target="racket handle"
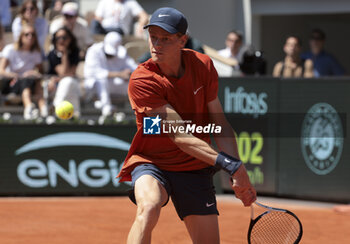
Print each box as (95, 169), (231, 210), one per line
(250, 204), (254, 219)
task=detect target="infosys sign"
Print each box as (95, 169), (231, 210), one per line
(0, 127), (135, 195)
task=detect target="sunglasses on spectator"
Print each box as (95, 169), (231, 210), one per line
(64, 14), (76, 19)
(56, 35), (69, 41)
(24, 7), (36, 12)
(24, 32), (35, 37)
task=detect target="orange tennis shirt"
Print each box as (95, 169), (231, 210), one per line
(117, 49), (219, 182)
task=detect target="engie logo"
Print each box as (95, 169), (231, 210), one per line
(301, 103), (344, 175)
(143, 115), (162, 134)
(15, 132), (131, 188)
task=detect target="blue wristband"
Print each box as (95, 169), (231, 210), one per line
(215, 152), (242, 175)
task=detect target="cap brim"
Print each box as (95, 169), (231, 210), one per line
(104, 44), (118, 56)
(104, 45), (126, 57)
(143, 23), (178, 34)
(62, 11), (77, 16)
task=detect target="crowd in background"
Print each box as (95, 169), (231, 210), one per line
(0, 0), (146, 123)
(0, 0), (347, 122)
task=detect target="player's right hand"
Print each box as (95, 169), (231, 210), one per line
(231, 165), (257, 207)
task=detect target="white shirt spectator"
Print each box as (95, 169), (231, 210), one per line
(2, 44), (42, 75)
(12, 17), (48, 51)
(84, 32), (137, 117)
(84, 42), (137, 89)
(218, 47), (244, 63)
(95, 0), (144, 35)
(50, 16), (94, 51)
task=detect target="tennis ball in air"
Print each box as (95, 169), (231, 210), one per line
(55, 101), (74, 120)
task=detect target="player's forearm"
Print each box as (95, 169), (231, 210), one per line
(173, 134), (242, 177)
(172, 133), (217, 166)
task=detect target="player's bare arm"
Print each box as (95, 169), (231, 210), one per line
(146, 102), (256, 206)
(208, 97), (257, 206)
(145, 103), (218, 165)
(208, 97), (239, 158)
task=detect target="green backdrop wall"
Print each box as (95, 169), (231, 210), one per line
(0, 77), (349, 202)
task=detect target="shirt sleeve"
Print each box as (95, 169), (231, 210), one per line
(1, 44), (13, 60)
(128, 0), (143, 17)
(95, 0), (105, 18)
(206, 59), (219, 102)
(125, 56), (138, 71)
(84, 46), (109, 80)
(49, 18), (61, 35)
(11, 17), (21, 42)
(82, 26), (94, 47)
(128, 77), (168, 113)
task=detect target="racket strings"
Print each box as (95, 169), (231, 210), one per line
(250, 211), (301, 244)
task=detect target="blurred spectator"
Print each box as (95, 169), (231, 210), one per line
(45, 0), (68, 21)
(47, 27), (80, 118)
(1, 0), (12, 28)
(218, 30), (245, 71)
(0, 25), (47, 119)
(91, 0), (148, 38)
(301, 29), (345, 77)
(49, 2), (93, 59)
(84, 32), (137, 121)
(138, 34), (204, 63)
(273, 35), (313, 78)
(12, 0), (49, 51)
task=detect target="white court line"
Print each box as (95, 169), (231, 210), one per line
(0, 195), (341, 210)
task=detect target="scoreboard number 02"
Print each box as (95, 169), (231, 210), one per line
(235, 131), (263, 165)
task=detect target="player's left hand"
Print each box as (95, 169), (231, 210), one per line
(231, 165), (257, 206)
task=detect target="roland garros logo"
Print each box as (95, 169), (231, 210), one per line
(301, 103), (343, 175)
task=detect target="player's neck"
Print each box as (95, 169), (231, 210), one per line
(157, 55), (185, 79)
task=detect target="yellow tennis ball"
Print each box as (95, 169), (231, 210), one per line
(55, 101), (74, 120)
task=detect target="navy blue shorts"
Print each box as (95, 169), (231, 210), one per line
(129, 164), (219, 220)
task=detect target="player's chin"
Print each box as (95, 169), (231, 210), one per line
(151, 55), (164, 64)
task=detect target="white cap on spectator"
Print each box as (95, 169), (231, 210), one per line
(62, 2), (79, 16)
(104, 32), (126, 57)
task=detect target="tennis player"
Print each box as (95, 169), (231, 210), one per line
(117, 7), (257, 244)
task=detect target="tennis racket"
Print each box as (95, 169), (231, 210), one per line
(247, 201), (303, 244)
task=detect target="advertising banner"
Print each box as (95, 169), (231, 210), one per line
(217, 77), (279, 194)
(278, 79), (350, 202)
(1, 77), (349, 202)
(0, 125), (136, 196)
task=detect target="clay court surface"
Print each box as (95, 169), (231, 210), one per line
(0, 195), (348, 244)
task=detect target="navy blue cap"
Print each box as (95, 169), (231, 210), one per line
(144, 7), (188, 35)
